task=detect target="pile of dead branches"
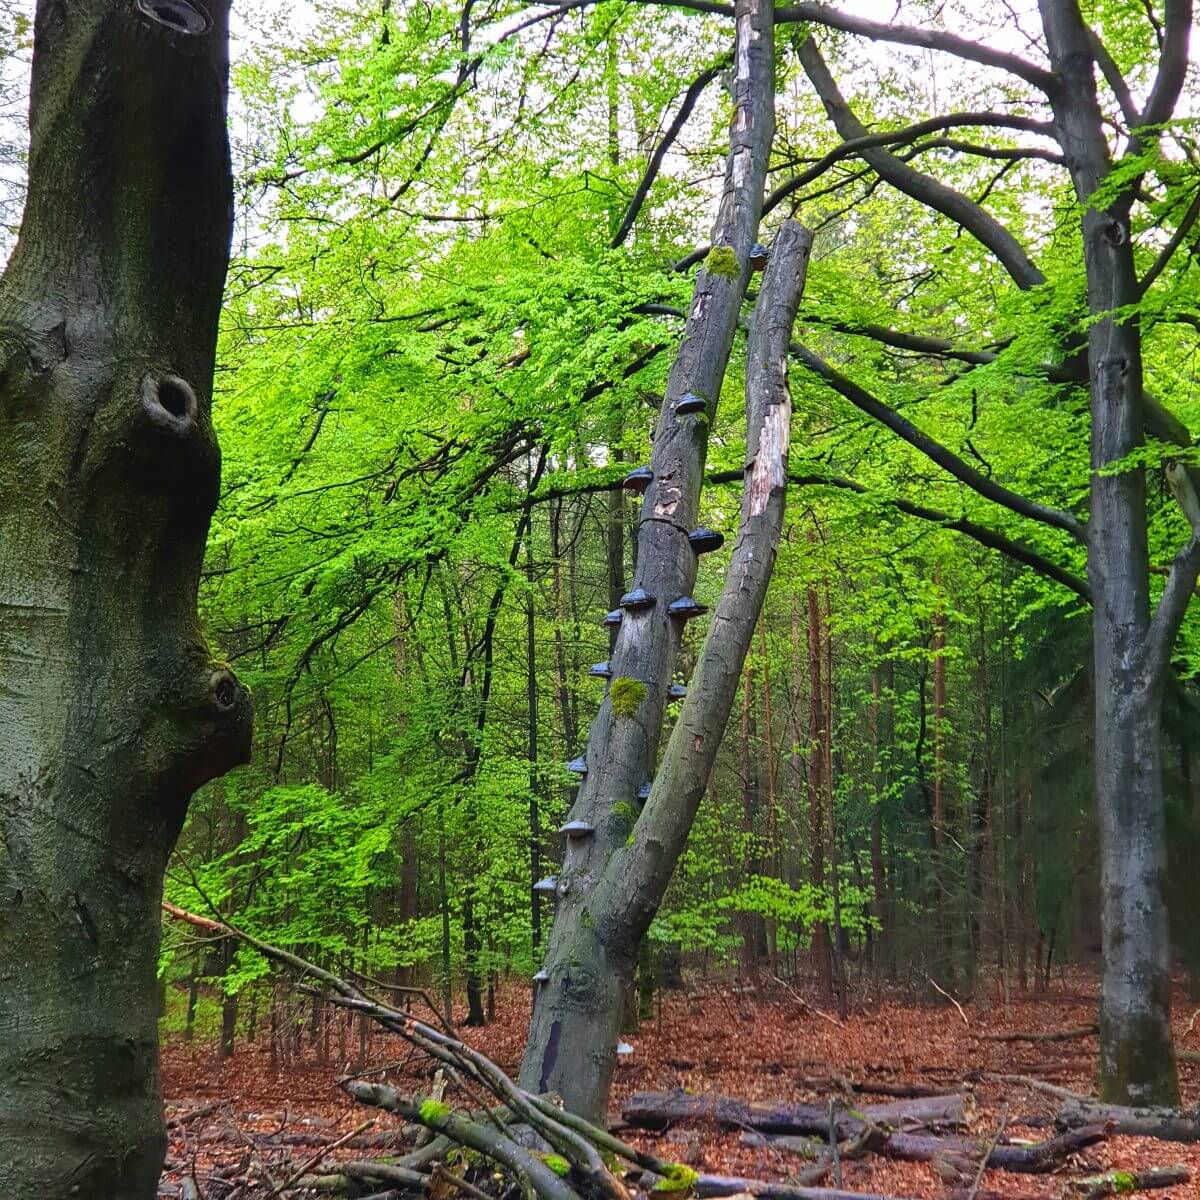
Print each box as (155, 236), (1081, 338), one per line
(161, 905), (1194, 1200)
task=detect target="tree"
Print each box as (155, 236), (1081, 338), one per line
(778, 0), (1197, 1103)
(0, 1), (247, 1193)
(517, 0), (814, 1121)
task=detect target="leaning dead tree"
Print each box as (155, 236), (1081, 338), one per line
(518, 0), (811, 1124)
(0, 2), (248, 1194)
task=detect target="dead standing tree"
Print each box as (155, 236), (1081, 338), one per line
(518, 0), (815, 1124)
(0, 1), (248, 1194)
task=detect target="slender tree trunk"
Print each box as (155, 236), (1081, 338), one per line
(0, 3), (249, 1192)
(806, 581), (833, 998)
(739, 662), (765, 977)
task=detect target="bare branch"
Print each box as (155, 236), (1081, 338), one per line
(790, 341), (1086, 542)
(1139, 0), (1193, 133)
(762, 112), (1057, 215)
(795, 37), (1045, 290)
(611, 55), (730, 248)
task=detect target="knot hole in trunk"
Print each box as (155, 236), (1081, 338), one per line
(135, 0), (211, 35)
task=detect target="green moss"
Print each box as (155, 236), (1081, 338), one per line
(418, 1098), (451, 1124)
(704, 245), (739, 280)
(541, 1154), (571, 1177)
(610, 677), (647, 719)
(613, 801), (636, 823)
(654, 1164), (700, 1194)
(1111, 1172), (1136, 1193)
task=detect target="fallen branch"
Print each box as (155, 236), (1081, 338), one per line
(693, 1176), (920, 1200)
(165, 1102), (221, 1130)
(1058, 1098), (1200, 1142)
(928, 977), (969, 1027)
(623, 1090), (966, 1137)
(975, 1025), (1096, 1043)
(744, 1123), (1108, 1175)
(798, 1076), (951, 1100)
(1069, 1165), (1191, 1198)
(984, 1074), (1091, 1102)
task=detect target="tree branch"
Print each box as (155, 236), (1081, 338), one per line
(706, 468), (1090, 599)
(790, 341), (1086, 542)
(1139, 0), (1193, 132)
(1140, 186), (1200, 294)
(611, 55), (730, 248)
(795, 37), (1045, 290)
(1147, 534), (1200, 688)
(762, 112), (1057, 215)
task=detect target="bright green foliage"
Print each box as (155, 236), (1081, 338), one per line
(419, 1099), (452, 1124)
(653, 1164), (700, 1193)
(158, 0), (1200, 1037)
(540, 1155), (572, 1178)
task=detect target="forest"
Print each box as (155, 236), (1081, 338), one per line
(1, 0), (1200, 1197)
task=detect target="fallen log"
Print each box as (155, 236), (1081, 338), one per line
(693, 1175), (920, 1200)
(165, 1102), (221, 1130)
(743, 1123), (1108, 1174)
(1069, 1165), (1191, 1197)
(622, 1091), (965, 1137)
(1058, 1098), (1200, 1142)
(976, 1025), (1097, 1043)
(797, 1076), (951, 1099)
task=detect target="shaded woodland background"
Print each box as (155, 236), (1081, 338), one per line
(149, 0), (1200, 1050)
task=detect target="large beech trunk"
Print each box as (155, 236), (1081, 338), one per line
(518, 0), (801, 1120)
(1037, 0), (1197, 1106)
(0, 2), (248, 1193)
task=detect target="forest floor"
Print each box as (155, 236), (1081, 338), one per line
(162, 969), (1200, 1198)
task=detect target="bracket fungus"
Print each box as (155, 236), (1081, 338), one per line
(623, 466), (654, 493)
(688, 527), (725, 555)
(668, 597), (708, 620)
(559, 820), (596, 839)
(620, 587), (655, 612)
(675, 392), (706, 416)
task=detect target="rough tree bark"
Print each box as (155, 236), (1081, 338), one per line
(0, 1), (248, 1194)
(519, 0), (803, 1114)
(1037, 0), (1197, 1105)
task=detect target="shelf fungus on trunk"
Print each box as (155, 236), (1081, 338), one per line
(559, 820), (596, 839)
(637, 782), (653, 804)
(533, 877), (560, 895)
(602, 609), (624, 628)
(566, 756), (588, 776)
(675, 392), (706, 416)
(666, 683), (689, 702)
(623, 466), (654, 493)
(749, 242), (770, 272)
(588, 662), (613, 679)
(619, 587), (656, 611)
(668, 597), (708, 621)
(688, 527), (725, 555)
